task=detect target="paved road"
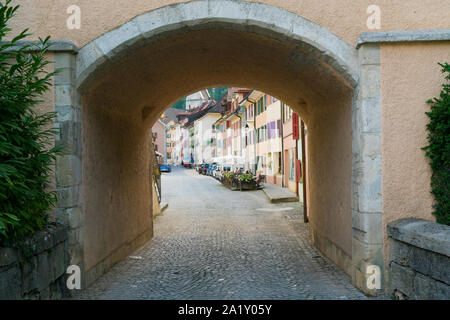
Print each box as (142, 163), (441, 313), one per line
(76, 167), (366, 300)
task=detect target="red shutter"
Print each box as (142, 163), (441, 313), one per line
(296, 159), (302, 182)
(292, 113), (299, 140)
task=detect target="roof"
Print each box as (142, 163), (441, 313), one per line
(161, 108), (185, 125)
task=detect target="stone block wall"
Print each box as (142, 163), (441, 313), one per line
(387, 218), (450, 299)
(0, 224), (70, 300)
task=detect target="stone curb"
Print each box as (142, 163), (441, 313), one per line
(262, 188), (299, 203)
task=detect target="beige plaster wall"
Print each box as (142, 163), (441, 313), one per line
(306, 90), (353, 266)
(82, 101), (153, 270)
(8, 0), (450, 48)
(381, 42), (450, 260)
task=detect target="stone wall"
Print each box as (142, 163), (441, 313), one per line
(0, 224), (70, 300)
(387, 219), (450, 300)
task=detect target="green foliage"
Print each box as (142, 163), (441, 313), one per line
(209, 87), (229, 102)
(238, 174), (254, 183)
(423, 63), (450, 226)
(169, 87), (229, 110)
(170, 97), (186, 110)
(222, 171), (235, 180)
(0, 0), (60, 246)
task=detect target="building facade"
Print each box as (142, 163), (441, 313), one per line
(151, 119), (167, 164)
(168, 88), (304, 193)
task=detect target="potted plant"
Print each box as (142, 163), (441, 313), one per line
(238, 174), (257, 190)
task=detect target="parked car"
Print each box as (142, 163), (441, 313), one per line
(159, 163), (171, 173)
(200, 164), (209, 175)
(208, 164), (217, 176)
(213, 166), (221, 179)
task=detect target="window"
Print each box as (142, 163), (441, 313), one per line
(270, 121), (276, 139)
(283, 104), (293, 123)
(289, 149), (295, 181)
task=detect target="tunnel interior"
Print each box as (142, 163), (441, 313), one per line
(80, 26), (355, 277)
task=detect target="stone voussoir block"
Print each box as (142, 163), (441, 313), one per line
(94, 19), (143, 58)
(352, 236), (384, 270)
(56, 121), (81, 157)
(54, 52), (76, 69)
(56, 154), (82, 187)
(57, 185), (80, 209)
(352, 211), (383, 244)
(359, 96), (381, 134)
(359, 64), (381, 99)
(55, 104), (76, 123)
(358, 43), (380, 65)
(54, 67), (75, 85)
(75, 41), (107, 87)
(55, 84), (73, 107)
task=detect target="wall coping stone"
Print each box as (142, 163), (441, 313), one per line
(387, 218), (450, 257)
(1, 40), (79, 53)
(356, 29), (450, 48)
(0, 223), (69, 267)
(3, 31), (449, 53)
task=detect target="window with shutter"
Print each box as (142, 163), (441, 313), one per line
(292, 112), (299, 140)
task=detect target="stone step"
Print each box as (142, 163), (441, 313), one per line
(262, 183), (299, 203)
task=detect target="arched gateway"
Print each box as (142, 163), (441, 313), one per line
(39, 0), (447, 296)
(53, 0), (381, 295)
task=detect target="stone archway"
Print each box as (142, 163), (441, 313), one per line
(52, 0), (382, 295)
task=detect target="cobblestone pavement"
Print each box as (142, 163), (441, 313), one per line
(76, 167), (367, 300)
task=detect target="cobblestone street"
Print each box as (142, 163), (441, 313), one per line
(76, 167), (367, 300)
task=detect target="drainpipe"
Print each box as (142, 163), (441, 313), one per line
(163, 122), (167, 164)
(280, 102), (284, 187)
(254, 102), (257, 173)
(301, 120), (308, 223)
